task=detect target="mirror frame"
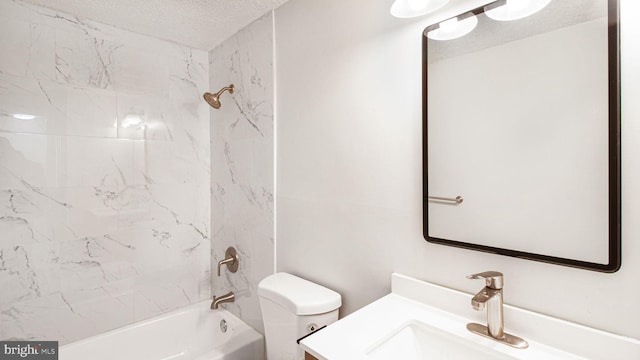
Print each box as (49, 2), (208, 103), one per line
(422, 0), (621, 272)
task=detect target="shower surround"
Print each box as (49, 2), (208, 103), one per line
(0, 0), (210, 343)
(209, 13), (275, 334)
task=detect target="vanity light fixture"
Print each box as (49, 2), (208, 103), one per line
(484, 0), (552, 21)
(390, 0), (449, 18)
(426, 13), (478, 41)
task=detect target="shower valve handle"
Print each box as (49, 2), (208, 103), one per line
(217, 246), (239, 276)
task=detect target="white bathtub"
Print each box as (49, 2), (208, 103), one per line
(59, 300), (264, 360)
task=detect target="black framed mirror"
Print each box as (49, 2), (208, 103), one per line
(422, 0), (620, 272)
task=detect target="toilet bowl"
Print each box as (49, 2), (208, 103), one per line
(258, 273), (341, 360)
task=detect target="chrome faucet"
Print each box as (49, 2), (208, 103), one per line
(467, 271), (528, 349)
(211, 291), (235, 310)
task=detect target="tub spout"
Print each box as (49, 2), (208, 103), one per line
(211, 291), (235, 310)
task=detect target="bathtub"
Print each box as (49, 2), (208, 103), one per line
(59, 300), (264, 360)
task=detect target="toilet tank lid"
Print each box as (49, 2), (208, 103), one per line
(258, 273), (342, 315)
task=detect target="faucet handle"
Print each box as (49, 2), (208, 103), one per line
(217, 247), (239, 276)
(467, 271), (503, 290)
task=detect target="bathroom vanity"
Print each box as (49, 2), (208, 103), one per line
(299, 274), (640, 360)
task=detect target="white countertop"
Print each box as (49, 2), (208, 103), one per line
(300, 273), (640, 360)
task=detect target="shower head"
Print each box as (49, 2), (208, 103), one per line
(203, 84), (234, 109)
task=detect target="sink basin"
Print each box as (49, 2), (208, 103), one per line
(366, 320), (516, 360)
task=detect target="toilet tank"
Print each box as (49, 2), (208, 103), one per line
(258, 273), (341, 360)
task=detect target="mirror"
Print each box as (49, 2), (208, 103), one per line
(422, 0), (620, 272)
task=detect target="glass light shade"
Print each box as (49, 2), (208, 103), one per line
(485, 0), (552, 21)
(408, 0), (429, 11)
(426, 14), (478, 41)
(391, 0), (449, 18)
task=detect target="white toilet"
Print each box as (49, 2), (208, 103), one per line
(258, 273), (342, 360)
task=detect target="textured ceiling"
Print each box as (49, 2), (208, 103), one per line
(20, 0), (290, 50)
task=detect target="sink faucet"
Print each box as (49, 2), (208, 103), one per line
(468, 271), (504, 338)
(211, 291), (235, 310)
(467, 271), (528, 349)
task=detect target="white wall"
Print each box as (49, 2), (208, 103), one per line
(275, 0), (640, 340)
(209, 13), (275, 334)
(0, 1), (211, 343)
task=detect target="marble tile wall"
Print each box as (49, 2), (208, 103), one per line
(209, 13), (274, 334)
(0, 0), (210, 344)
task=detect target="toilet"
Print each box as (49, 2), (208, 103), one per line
(258, 273), (342, 360)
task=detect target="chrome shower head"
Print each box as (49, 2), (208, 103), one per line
(203, 84), (234, 109)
